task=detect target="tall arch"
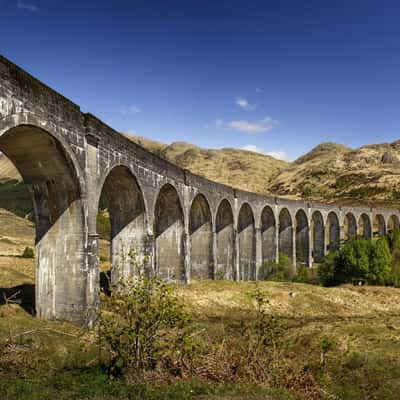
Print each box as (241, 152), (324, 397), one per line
(215, 199), (234, 280)
(237, 203), (256, 281)
(295, 209), (310, 265)
(261, 206), (276, 264)
(0, 124), (85, 322)
(373, 214), (386, 237)
(311, 211), (324, 263)
(154, 184), (184, 281)
(358, 213), (372, 239)
(387, 215), (400, 233)
(344, 212), (357, 241)
(99, 166), (147, 283)
(326, 212), (340, 252)
(189, 194), (213, 280)
(279, 208), (293, 259)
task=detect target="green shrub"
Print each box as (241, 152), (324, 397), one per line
(22, 246), (34, 259)
(319, 238), (392, 286)
(259, 254), (295, 281)
(98, 274), (197, 379)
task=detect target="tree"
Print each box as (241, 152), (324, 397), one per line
(368, 238), (391, 285)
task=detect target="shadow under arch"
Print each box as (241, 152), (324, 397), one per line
(261, 205), (276, 264)
(358, 213), (371, 239)
(326, 211), (340, 252)
(98, 165), (148, 285)
(311, 211), (324, 263)
(295, 209), (310, 266)
(237, 203), (256, 281)
(279, 208), (293, 260)
(0, 123), (86, 322)
(215, 199), (234, 280)
(373, 214), (386, 237)
(344, 212), (357, 241)
(154, 183), (185, 282)
(387, 215), (400, 233)
(189, 193), (213, 280)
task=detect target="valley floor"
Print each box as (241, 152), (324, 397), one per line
(1, 254), (400, 399)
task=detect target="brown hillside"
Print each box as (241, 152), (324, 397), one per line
(2, 134), (400, 208)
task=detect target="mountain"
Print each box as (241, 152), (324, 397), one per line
(1, 135), (400, 208)
(127, 136), (289, 194)
(270, 141), (400, 207)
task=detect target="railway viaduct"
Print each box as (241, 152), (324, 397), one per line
(0, 56), (399, 326)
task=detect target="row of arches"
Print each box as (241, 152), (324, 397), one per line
(1, 122), (399, 324)
(101, 165), (400, 282)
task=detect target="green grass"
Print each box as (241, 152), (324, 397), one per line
(2, 262), (400, 399)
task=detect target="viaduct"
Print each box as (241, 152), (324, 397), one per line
(0, 56), (399, 326)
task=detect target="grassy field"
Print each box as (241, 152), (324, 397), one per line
(1, 211), (400, 399)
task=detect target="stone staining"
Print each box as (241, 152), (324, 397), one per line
(154, 184), (184, 282)
(99, 166), (147, 283)
(238, 203), (256, 281)
(215, 199), (234, 280)
(189, 194), (213, 280)
(327, 212), (340, 252)
(295, 209), (310, 266)
(279, 208), (293, 259)
(261, 206), (276, 264)
(311, 211), (324, 263)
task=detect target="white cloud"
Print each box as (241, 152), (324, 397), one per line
(229, 116), (279, 134)
(255, 88), (264, 93)
(265, 150), (289, 161)
(17, 1), (38, 11)
(118, 105), (142, 115)
(204, 118), (224, 129)
(242, 144), (289, 161)
(235, 96), (255, 110)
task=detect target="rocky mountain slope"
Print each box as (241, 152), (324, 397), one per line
(1, 135), (400, 208)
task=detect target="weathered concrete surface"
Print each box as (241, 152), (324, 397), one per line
(0, 55), (399, 325)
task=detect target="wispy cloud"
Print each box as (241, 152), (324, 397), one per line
(17, 1), (38, 11)
(255, 88), (264, 94)
(235, 96), (255, 110)
(229, 116), (279, 134)
(204, 118), (224, 129)
(242, 144), (289, 161)
(118, 105), (142, 115)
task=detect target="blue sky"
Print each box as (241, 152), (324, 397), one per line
(1, 0), (400, 161)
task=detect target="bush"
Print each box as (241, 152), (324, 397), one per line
(259, 254), (295, 281)
(22, 246), (34, 259)
(98, 274), (197, 379)
(318, 238), (392, 287)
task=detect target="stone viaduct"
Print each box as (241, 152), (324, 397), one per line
(0, 55), (399, 325)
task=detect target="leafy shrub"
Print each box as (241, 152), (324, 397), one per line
(22, 246), (34, 259)
(259, 254), (295, 281)
(98, 274), (197, 379)
(318, 238), (392, 286)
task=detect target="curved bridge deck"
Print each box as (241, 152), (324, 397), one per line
(0, 55), (398, 325)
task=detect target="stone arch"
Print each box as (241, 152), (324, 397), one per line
(373, 214), (386, 237)
(326, 212), (340, 252)
(237, 203), (256, 281)
(295, 209), (310, 265)
(311, 211), (324, 263)
(344, 212), (357, 240)
(261, 206), (276, 264)
(215, 199), (234, 280)
(358, 213), (372, 239)
(154, 183), (185, 281)
(279, 208), (293, 259)
(98, 165), (147, 283)
(0, 123), (86, 323)
(387, 215), (399, 233)
(189, 194), (213, 280)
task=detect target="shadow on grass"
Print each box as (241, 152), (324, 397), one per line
(0, 283), (35, 315)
